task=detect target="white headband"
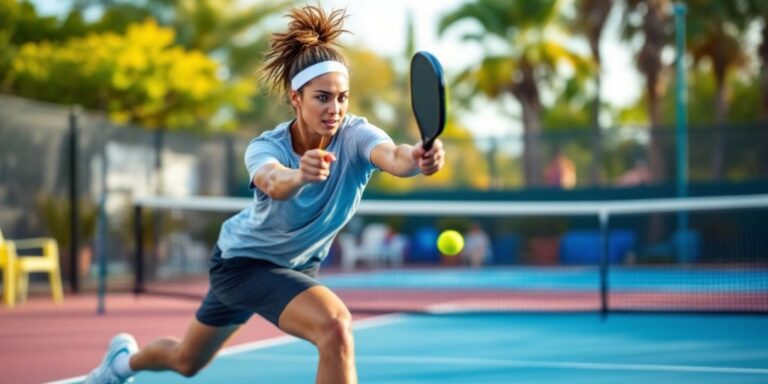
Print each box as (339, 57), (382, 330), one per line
(291, 61), (349, 90)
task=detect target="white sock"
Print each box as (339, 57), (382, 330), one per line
(112, 351), (136, 378)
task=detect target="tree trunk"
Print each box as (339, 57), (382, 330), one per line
(590, 69), (604, 186)
(646, 78), (666, 184)
(638, 0), (670, 184)
(633, 0), (670, 246)
(520, 97), (544, 187)
(759, 22), (768, 177)
(711, 73), (728, 181)
(512, 64), (544, 187)
(585, 0), (612, 187)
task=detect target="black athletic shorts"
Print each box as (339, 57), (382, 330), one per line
(195, 245), (320, 327)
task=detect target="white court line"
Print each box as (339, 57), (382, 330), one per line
(240, 354), (768, 375)
(219, 313), (403, 356)
(43, 375), (88, 384)
(43, 313), (404, 384)
(45, 376), (86, 384)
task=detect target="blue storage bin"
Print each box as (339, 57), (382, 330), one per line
(560, 230), (635, 264)
(409, 227), (440, 263)
(492, 234), (520, 265)
(672, 229), (700, 263)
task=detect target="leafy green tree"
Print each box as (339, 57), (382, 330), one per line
(744, 0), (768, 176)
(684, 0), (752, 180)
(0, 0), (19, 76)
(622, 0), (673, 183)
(618, 65), (762, 182)
(439, 0), (591, 186)
(570, 0), (613, 184)
(0, 0), (19, 41)
(540, 75), (599, 187)
(71, 0), (289, 78)
(1, 1), (90, 81)
(87, 4), (156, 34)
(1, 1), (93, 44)
(172, 0), (289, 74)
(370, 118), (493, 191)
(346, 48), (398, 128)
(6, 20), (254, 130)
(390, 10), (419, 145)
(8, 1), (68, 43)
(68, 0), (291, 130)
(728, 74), (762, 124)
(542, 77), (593, 130)
(756, 4), (768, 122)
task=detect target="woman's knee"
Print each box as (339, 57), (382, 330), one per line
(279, 286), (354, 350)
(316, 312), (354, 352)
(173, 346), (209, 378)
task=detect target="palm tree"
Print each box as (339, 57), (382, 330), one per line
(745, 0), (768, 177)
(622, 0), (673, 183)
(439, 0), (590, 186)
(760, 13), (768, 123)
(686, 0), (751, 181)
(572, 0), (613, 185)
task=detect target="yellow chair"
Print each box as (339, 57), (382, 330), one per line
(0, 229), (64, 307)
(0, 235), (17, 307)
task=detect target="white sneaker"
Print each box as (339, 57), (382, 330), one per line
(85, 333), (138, 384)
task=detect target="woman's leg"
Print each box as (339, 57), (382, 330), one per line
(130, 319), (240, 377)
(278, 286), (356, 384)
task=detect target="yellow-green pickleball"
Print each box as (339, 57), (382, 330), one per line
(437, 230), (464, 256)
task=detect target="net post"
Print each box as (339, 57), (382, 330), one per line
(68, 106), (81, 294)
(599, 209), (610, 317)
(134, 203), (144, 294)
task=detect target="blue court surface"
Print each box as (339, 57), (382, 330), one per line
(133, 312), (768, 384)
(320, 266), (768, 292)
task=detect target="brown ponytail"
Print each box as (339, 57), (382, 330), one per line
(261, 5), (350, 98)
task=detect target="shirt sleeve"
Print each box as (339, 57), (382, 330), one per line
(244, 136), (282, 190)
(350, 118), (394, 171)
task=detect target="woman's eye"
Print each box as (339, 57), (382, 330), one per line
(339, 95), (348, 102)
(317, 95), (328, 102)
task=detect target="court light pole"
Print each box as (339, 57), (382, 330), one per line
(673, 3), (689, 259)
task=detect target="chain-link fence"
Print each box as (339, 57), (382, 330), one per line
(2, 94), (766, 290)
(0, 95), (248, 290)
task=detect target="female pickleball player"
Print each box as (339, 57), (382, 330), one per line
(85, 5), (444, 384)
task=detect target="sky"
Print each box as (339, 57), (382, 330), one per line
(30, 0), (644, 140)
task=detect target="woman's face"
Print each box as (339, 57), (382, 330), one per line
(292, 72), (349, 139)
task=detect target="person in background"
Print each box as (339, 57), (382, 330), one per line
(616, 158), (652, 187)
(462, 223), (492, 268)
(544, 146), (576, 189)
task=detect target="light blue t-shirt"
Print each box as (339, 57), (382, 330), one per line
(217, 114), (393, 269)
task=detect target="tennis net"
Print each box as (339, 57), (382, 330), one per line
(130, 194), (768, 314)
